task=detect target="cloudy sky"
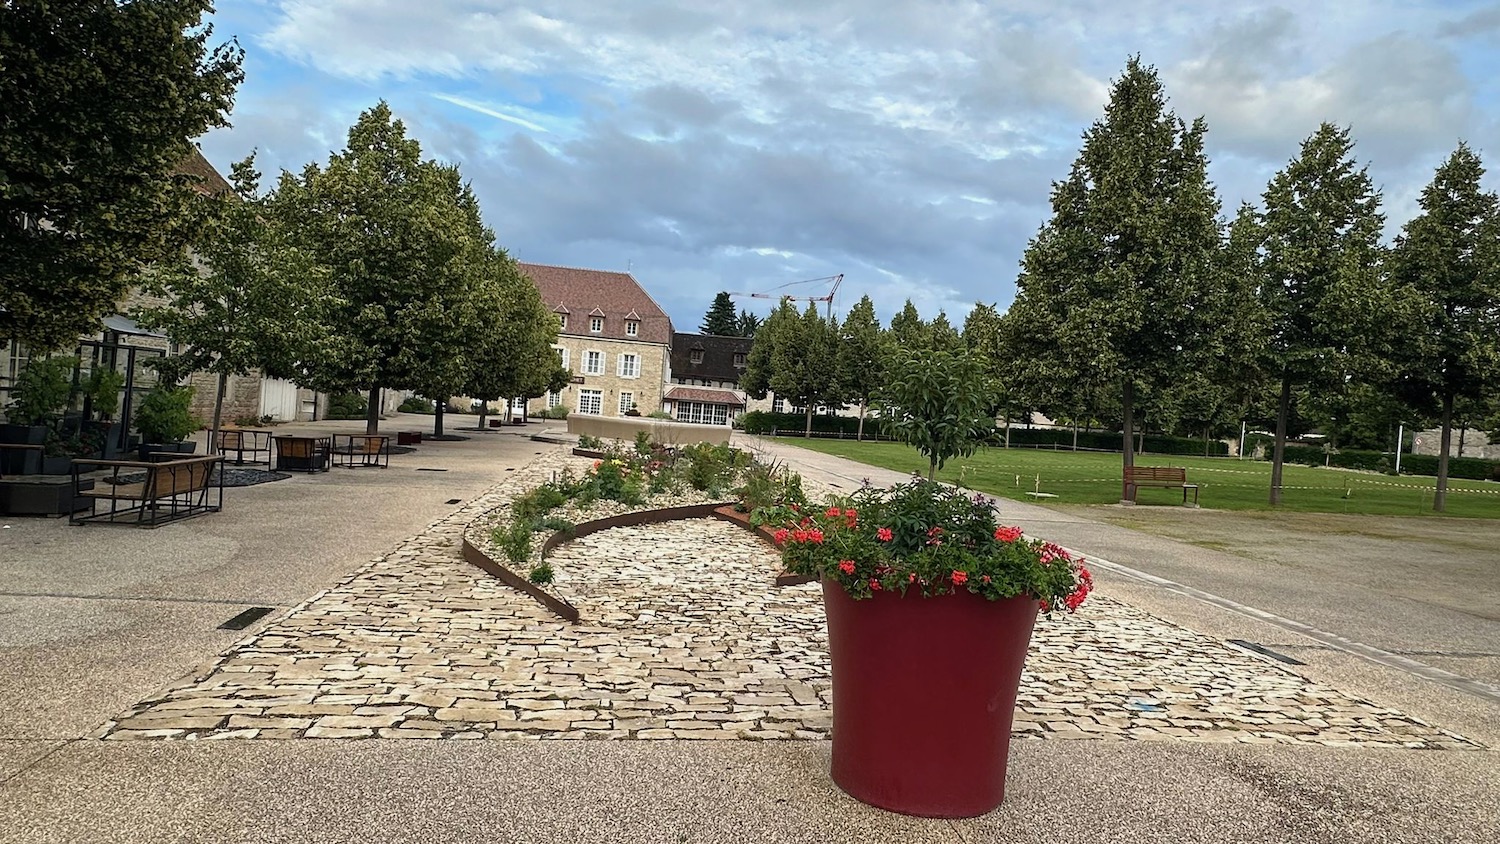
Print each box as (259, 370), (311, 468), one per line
(199, 1), (1500, 331)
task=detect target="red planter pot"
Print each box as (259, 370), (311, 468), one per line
(822, 580), (1039, 818)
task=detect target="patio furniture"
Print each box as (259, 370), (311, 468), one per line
(216, 429), (272, 466)
(0, 443), (45, 478)
(70, 455), (223, 527)
(397, 430), (423, 445)
(273, 435), (332, 474)
(333, 434), (390, 469)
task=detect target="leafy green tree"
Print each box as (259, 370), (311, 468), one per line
(877, 349), (995, 479)
(835, 294), (887, 440)
(739, 299), (791, 401)
(928, 311), (963, 352)
(701, 291), (740, 335)
(1260, 124), (1386, 504)
(461, 252), (563, 430)
(1389, 143), (1500, 510)
(267, 102), (493, 434)
(771, 303), (841, 437)
(888, 300), (928, 351)
(0, 0), (243, 351)
(135, 156), (324, 445)
(1011, 58), (1223, 498)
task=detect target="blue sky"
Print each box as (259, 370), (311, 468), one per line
(199, 1), (1500, 332)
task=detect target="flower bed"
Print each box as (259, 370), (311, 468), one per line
(461, 437), (820, 619)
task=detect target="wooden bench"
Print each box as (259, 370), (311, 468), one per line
(1124, 466), (1200, 506)
(216, 429), (272, 466)
(70, 455), (224, 526)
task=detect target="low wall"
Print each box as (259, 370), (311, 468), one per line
(566, 415), (731, 446)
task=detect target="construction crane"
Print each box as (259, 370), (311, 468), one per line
(729, 274), (844, 320)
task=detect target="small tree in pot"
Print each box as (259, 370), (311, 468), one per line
(133, 386), (202, 460)
(2, 356), (77, 473)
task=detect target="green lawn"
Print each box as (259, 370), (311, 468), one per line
(780, 438), (1500, 519)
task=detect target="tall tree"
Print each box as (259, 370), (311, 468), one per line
(1012, 58), (1223, 499)
(928, 311), (963, 351)
(1389, 143), (1500, 511)
(887, 300), (928, 350)
(771, 303), (841, 437)
(0, 0), (244, 351)
(835, 294), (887, 440)
(461, 251), (564, 430)
(735, 308), (762, 337)
(268, 102), (492, 434)
(1260, 124), (1385, 504)
(134, 156), (323, 446)
(700, 291), (740, 335)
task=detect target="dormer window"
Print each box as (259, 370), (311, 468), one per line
(690, 349), (704, 364)
(558, 313), (567, 330)
(590, 316), (604, 333)
(626, 320), (639, 337)
(733, 352), (746, 368)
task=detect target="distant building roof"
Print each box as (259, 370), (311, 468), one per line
(665, 386), (744, 406)
(670, 332), (751, 384)
(176, 146), (232, 196)
(519, 263), (673, 345)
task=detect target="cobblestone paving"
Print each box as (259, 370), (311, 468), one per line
(99, 450), (1479, 749)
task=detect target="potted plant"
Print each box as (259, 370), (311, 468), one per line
(82, 367), (126, 457)
(624, 402), (642, 417)
(133, 386), (202, 460)
(767, 346), (1092, 817)
(2, 356), (76, 474)
(771, 482), (1092, 817)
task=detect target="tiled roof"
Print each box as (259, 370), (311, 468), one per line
(519, 263), (673, 345)
(670, 332), (752, 384)
(665, 386), (745, 406)
(176, 146), (232, 196)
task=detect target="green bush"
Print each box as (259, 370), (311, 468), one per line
(133, 387), (200, 443)
(528, 563), (554, 584)
(997, 427), (1229, 457)
(536, 405), (569, 420)
(325, 393), (366, 420)
(493, 519), (535, 564)
(539, 515), (576, 536)
(1261, 445), (1500, 481)
(513, 484), (567, 522)
(739, 410), (890, 438)
(578, 434), (603, 449)
(398, 396), (435, 413)
(8, 356), (76, 425)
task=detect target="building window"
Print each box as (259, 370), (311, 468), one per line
(618, 391), (634, 415)
(690, 349), (704, 364)
(585, 350), (603, 375)
(558, 313), (568, 330)
(554, 346), (569, 369)
(733, 352), (746, 368)
(772, 396), (785, 414)
(618, 353), (639, 378)
(578, 389), (602, 415)
(546, 390), (563, 409)
(590, 316), (604, 333)
(675, 401), (731, 426)
(626, 320), (639, 336)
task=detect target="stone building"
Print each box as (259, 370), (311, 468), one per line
(520, 263), (674, 419)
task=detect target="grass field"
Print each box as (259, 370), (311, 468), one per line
(779, 438), (1500, 519)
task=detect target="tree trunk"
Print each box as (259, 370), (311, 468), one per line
(434, 398), (446, 438)
(1458, 425), (1466, 458)
(1072, 420), (1079, 451)
(1004, 416), (1011, 449)
(856, 399), (867, 441)
(1120, 378), (1135, 503)
(804, 404), (813, 438)
(209, 369), (228, 456)
(1204, 426), (1211, 458)
(366, 387), (381, 435)
(1270, 375), (1291, 506)
(929, 454), (938, 481)
(476, 401), (488, 431)
(1435, 393), (1454, 512)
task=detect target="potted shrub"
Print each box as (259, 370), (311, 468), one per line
(771, 482), (1092, 817)
(82, 367), (126, 458)
(624, 402), (642, 417)
(133, 386), (202, 460)
(2, 356), (76, 474)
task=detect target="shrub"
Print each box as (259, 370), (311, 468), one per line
(8, 356), (76, 425)
(739, 410), (891, 438)
(539, 515), (576, 536)
(133, 386), (200, 443)
(513, 484), (567, 522)
(325, 393), (366, 420)
(634, 430), (653, 456)
(398, 396), (434, 413)
(537, 406), (569, 420)
(578, 434), (603, 449)
(528, 563), (554, 584)
(494, 519), (536, 564)
(998, 427), (1229, 456)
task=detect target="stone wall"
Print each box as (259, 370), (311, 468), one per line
(566, 414), (732, 446)
(1410, 427), (1500, 461)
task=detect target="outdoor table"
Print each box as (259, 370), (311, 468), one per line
(333, 434), (390, 469)
(273, 435), (332, 473)
(216, 429), (272, 466)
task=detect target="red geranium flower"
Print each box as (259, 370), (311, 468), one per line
(808, 528), (824, 544)
(876, 527), (893, 542)
(838, 560), (856, 575)
(773, 528), (789, 544)
(826, 506), (843, 519)
(793, 529), (808, 543)
(994, 526), (1023, 543)
(868, 578), (882, 591)
(951, 570), (968, 585)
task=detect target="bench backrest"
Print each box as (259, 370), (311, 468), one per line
(1125, 466), (1187, 483)
(277, 437), (313, 459)
(217, 430), (244, 449)
(353, 435), (386, 454)
(142, 456), (219, 497)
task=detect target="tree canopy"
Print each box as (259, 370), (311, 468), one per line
(878, 348), (995, 479)
(700, 291), (740, 335)
(0, 0), (244, 351)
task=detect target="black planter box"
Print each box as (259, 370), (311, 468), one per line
(0, 476), (94, 517)
(138, 442), (198, 462)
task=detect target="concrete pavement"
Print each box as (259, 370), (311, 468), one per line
(0, 425), (1496, 842)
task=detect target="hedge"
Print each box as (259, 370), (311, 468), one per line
(739, 410), (891, 437)
(1268, 445), (1500, 481)
(999, 427), (1228, 456)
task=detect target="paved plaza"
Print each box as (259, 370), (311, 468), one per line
(101, 448), (1478, 750)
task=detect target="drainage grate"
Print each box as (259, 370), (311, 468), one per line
(416, 467), (448, 472)
(446, 498), (462, 504)
(220, 607), (275, 630)
(1226, 639), (1306, 666)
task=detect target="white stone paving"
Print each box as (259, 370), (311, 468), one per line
(99, 448), (1480, 749)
